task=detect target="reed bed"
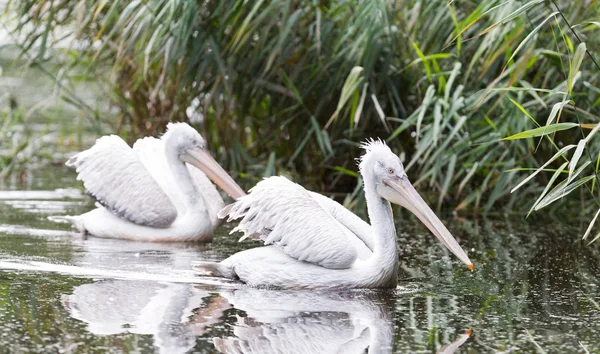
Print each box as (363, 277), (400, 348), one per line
(3, 0), (600, 238)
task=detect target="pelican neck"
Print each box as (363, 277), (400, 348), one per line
(362, 172), (399, 279)
(164, 143), (199, 209)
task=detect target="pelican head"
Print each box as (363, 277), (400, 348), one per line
(359, 139), (474, 271)
(164, 122), (245, 199)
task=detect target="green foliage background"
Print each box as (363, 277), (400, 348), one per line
(3, 0), (600, 226)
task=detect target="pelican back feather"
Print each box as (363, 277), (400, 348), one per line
(219, 176), (359, 269)
(68, 135), (177, 228)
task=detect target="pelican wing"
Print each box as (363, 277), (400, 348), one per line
(68, 135), (177, 228)
(307, 192), (374, 253)
(132, 137), (179, 206)
(219, 176), (359, 269)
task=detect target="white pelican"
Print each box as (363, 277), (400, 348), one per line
(49, 123), (245, 242)
(195, 140), (473, 288)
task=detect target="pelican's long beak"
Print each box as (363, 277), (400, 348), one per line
(183, 149), (246, 200)
(379, 177), (474, 271)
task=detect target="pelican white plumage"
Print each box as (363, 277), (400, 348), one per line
(49, 123), (245, 242)
(195, 140), (473, 289)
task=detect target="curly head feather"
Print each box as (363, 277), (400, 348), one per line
(162, 122), (205, 149)
(358, 138), (393, 171)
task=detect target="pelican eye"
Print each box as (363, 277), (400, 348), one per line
(387, 168), (394, 175)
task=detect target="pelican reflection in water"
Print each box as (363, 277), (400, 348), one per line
(49, 235), (470, 353)
(212, 289), (396, 353)
(62, 281), (471, 354)
(49, 123), (245, 242)
(196, 140), (473, 288)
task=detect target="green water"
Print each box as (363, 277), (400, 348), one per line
(0, 165), (598, 353)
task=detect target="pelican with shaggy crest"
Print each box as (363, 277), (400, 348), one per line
(49, 123), (245, 242)
(195, 140), (473, 289)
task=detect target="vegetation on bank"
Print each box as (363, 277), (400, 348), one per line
(2, 0), (600, 235)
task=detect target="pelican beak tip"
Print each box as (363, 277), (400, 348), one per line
(468, 263), (474, 272)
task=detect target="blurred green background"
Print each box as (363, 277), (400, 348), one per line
(1, 0), (600, 233)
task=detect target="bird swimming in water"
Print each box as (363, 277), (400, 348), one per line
(49, 122), (245, 242)
(195, 139), (473, 289)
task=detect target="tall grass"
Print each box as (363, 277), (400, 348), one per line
(0, 65), (35, 179)
(3, 1), (600, 230)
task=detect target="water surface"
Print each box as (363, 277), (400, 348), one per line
(0, 165), (599, 353)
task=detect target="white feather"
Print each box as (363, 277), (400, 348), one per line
(67, 135), (177, 228)
(220, 176), (363, 269)
(132, 136), (224, 220)
(187, 166), (224, 227)
(133, 136), (183, 212)
(197, 140), (425, 289)
(51, 123), (234, 242)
